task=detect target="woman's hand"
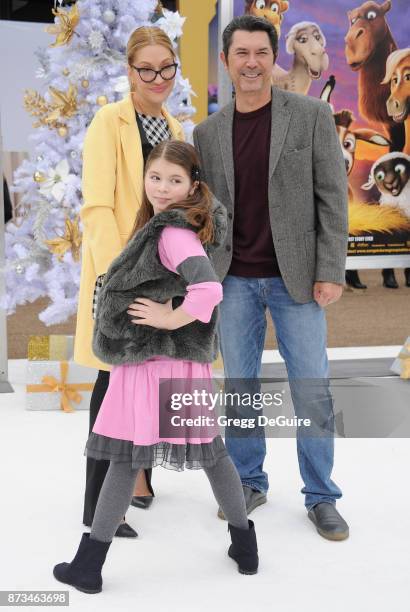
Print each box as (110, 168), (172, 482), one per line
(127, 297), (174, 330)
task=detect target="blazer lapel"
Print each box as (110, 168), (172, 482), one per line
(269, 87), (292, 180)
(217, 100), (235, 205)
(119, 94), (144, 205)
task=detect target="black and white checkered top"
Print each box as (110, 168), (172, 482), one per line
(92, 274), (105, 320)
(137, 112), (172, 147)
(92, 113), (172, 320)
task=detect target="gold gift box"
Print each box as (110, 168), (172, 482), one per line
(28, 335), (74, 361)
(391, 338), (410, 379)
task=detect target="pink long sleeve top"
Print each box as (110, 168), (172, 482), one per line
(157, 226), (223, 323)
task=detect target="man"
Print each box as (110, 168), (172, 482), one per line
(193, 15), (349, 540)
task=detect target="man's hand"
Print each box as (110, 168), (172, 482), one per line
(127, 297), (174, 329)
(313, 282), (344, 307)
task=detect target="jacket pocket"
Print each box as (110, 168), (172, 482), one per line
(282, 143), (312, 157)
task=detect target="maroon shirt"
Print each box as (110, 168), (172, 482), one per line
(229, 100), (281, 278)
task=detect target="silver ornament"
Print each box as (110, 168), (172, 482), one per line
(103, 9), (115, 24)
(70, 150), (78, 159)
(36, 155), (44, 162)
(15, 264), (24, 274)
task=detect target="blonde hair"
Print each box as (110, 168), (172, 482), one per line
(381, 48), (410, 84)
(126, 26), (175, 66)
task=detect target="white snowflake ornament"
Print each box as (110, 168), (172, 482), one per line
(156, 9), (186, 41)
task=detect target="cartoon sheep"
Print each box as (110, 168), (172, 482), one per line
(362, 151), (410, 217)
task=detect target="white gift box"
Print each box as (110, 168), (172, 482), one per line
(26, 360), (97, 411)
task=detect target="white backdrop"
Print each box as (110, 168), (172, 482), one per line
(0, 20), (50, 155)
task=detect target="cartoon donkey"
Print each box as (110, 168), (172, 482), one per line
(320, 78), (391, 200)
(333, 110), (391, 200)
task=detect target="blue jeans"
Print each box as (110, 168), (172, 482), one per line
(218, 275), (342, 510)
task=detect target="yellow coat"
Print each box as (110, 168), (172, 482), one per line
(73, 93), (185, 371)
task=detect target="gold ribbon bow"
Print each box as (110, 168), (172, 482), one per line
(27, 361), (94, 412)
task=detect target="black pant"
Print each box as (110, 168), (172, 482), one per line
(83, 370), (153, 526)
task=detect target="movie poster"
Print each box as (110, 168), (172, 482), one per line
(209, 1), (410, 263)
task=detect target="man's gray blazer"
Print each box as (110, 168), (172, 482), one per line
(193, 86), (348, 304)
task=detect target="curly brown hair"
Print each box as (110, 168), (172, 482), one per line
(127, 140), (215, 245)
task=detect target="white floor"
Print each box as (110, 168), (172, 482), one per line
(0, 349), (408, 612)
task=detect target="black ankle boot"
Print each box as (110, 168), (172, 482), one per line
(53, 533), (111, 594)
(382, 268), (399, 289)
(345, 270), (367, 289)
(405, 268), (410, 288)
(227, 519), (259, 575)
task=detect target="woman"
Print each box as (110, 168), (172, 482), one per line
(74, 26), (185, 538)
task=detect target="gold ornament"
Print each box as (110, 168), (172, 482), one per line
(81, 79), (89, 88)
(58, 126), (68, 137)
(96, 95), (108, 106)
(45, 3), (80, 48)
(24, 90), (50, 128)
(44, 216), (82, 263)
(24, 84), (79, 131)
(62, 68), (70, 76)
(33, 171), (46, 183)
(45, 84), (79, 125)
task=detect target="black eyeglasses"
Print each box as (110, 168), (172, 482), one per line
(131, 63), (178, 83)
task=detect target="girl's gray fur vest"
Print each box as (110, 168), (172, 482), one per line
(92, 199), (227, 366)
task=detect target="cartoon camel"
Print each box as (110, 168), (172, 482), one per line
(344, 0), (405, 151)
(272, 22), (329, 95)
(382, 48), (410, 155)
(244, 0), (289, 38)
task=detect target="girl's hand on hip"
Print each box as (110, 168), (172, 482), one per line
(127, 297), (174, 329)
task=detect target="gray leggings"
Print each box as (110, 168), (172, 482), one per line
(90, 455), (248, 542)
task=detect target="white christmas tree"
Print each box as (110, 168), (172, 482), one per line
(2, 0), (196, 325)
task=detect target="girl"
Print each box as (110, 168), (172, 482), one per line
(76, 26), (185, 536)
(53, 141), (259, 594)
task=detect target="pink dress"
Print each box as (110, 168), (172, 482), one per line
(84, 227), (228, 471)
